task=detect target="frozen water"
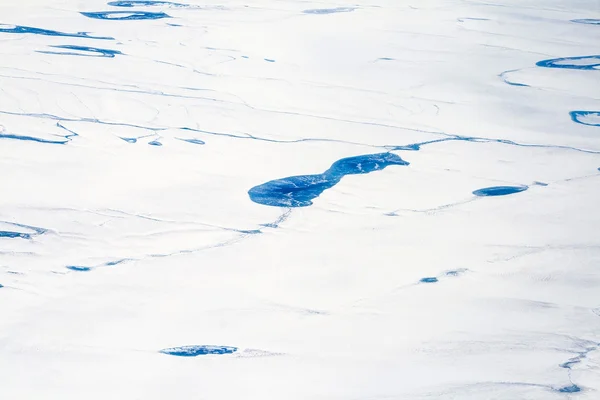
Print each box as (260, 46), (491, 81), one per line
(1, 0), (599, 399)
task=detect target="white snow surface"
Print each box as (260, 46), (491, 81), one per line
(1, 0), (600, 399)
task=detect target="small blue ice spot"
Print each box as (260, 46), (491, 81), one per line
(536, 55), (600, 70)
(264, 58), (275, 62)
(533, 181), (548, 186)
(570, 111), (600, 127)
(303, 7), (355, 14)
(81, 11), (170, 20)
(66, 266), (92, 272)
(120, 137), (137, 143)
(148, 140), (162, 146)
(160, 345), (238, 356)
(557, 385), (581, 393)
(0, 284), (4, 288)
(241, 55), (249, 59)
(420, 277), (438, 283)
(248, 152), (409, 207)
(473, 185), (528, 197)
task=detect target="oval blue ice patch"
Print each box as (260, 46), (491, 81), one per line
(160, 345), (238, 356)
(81, 11), (170, 20)
(38, 45), (122, 58)
(420, 277), (438, 283)
(536, 55), (600, 70)
(473, 186), (528, 197)
(248, 152), (409, 207)
(571, 19), (600, 25)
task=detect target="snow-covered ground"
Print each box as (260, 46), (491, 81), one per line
(1, 1), (599, 398)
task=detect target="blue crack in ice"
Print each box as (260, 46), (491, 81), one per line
(570, 111), (600, 127)
(160, 345), (238, 356)
(81, 11), (170, 20)
(571, 19), (600, 25)
(177, 138), (205, 145)
(249, 152), (409, 207)
(499, 70), (529, 87)
(108, 1), (187, 6)
(473, 186), (528, 197)
(536, 55), (600, 70)
(66, 266), (92, 272)
(303, 7), (355, 14)
(0, 24), (113, 40)
(37, 45), (122, 58)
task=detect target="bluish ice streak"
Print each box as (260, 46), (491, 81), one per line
(388, 135), (600, 155)
(570, 111), (600, 127)
(0, 133), (67, 144)
(249, 153), (409, 207)
(0, 231), (31, 239)
(264, 58), (275, 63)
(571, 19), (600, 25)
(0, 24), (113, 40)
(303, 7), (355, 14)
(176, 138), (205, 145)
(420, 277), (438, 283)
(536, 55), (600, 70)
(81, 11), (170, 20)
(499, 70), (529, 87)
(37, 45), (122, 58)
(473, 186), (528, 197)
(66, 259), (128, 272)
(66, 266), (92, 272)
(108, 1), (186, 6)
(160, 345), (238, 356)
(457, 17), (490, 22)
(558, 385), (581, 393)
(120, 137), (137, 143)
(148, 140), (162, 146)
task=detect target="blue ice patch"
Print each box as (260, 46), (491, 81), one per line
(37, 45), (122, 58)
(81, 11), (170, 20)
(0, 24), (113, 40)
(536, 55), (600, 70)
(473, 186), (528, 197)
(160, 345), (238, 356)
